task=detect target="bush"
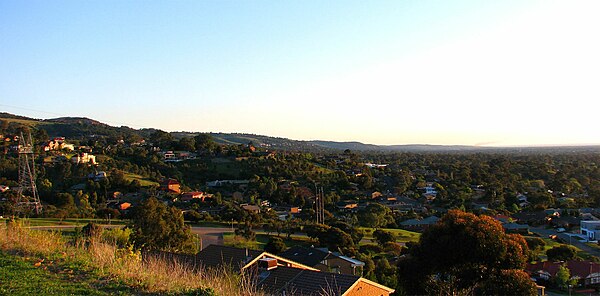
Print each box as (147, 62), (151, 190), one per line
(82, 222), (103, 238)
(546, 245), (578, 262)
(102, 227), (132, 247)
(264, 237), (286, 254)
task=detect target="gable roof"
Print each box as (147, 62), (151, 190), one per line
(195, 245), (318, 272)
(279, 246), (331, 267)
(527, 260), (600, 279)
(258, 266), (359, 295)
(197, 244), (263, 270)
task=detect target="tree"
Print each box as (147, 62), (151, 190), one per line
(264, 237), (286, 254)
(397, 210), (533, 295)
(553, 264), (577, 291)
(477, 269), (538, 295)
(546, 245), (578, 262)
(318, 227), (354, 254)
(373, 229), (396, 245)
(358, 203), (394, 228)
(129, 197), (197, 253)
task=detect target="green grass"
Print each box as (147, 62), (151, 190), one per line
(123, 172), (159, 187)
(17, 218), (127, 227)
(360, 227), (421, 244)
(0, 252), (132, 295)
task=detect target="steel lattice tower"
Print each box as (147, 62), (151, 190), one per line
(17, 132), (42, 215)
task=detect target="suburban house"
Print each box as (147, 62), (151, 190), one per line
(279, 246), (365, 276)
(256, 259), (394, 296)
(153, 245), (393, 296)
(44, 137), (75, 151)
(71, 153), (96, 165)
(400, 216), (440, 231)
(581, 221), (600, 241)
(241, 204), (261, 213)
(502, 222), (530, 234)
(161, 178), (181, 194)
(336, 201), (359, 212)
(180, 191), (211, 202)
(527, 260), (600, 287)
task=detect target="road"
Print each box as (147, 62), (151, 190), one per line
(529, 226), (600, 258)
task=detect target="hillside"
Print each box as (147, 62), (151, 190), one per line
(3, 112), (598, 153)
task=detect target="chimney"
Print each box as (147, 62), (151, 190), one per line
(258, 258), (278, 271)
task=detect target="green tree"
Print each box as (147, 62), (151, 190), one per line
(358, 203), (394, 228)
(264, 237), (287, 254)
(398, 210), (533, 295)
(553, 264), (577, 291)
(129, 197), (197, 253)
(546, 245), (578, 262)
(373, 229), (396, 245)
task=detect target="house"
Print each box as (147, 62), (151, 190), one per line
(157, 244), (315, 272)
(241, 204), (261, 213)
(502, 222), (530, 234)
(181, 191), (209, 202)
(336, 201), (358, 212)
(0, 185), (9, 193)
(161, 178), (181, 194)
(44, 137), (75, 151)
(279, 246), (365, 276)
(87, 171), (108, 181)
(257, 261), (394, 296)
(165, 245), (394, 296)
(581, 221), (600, 241)
(71, 153), (96, 165)
(119, 202), (131, 211)
(400, 216), (440, 231)
(512, 211), (551, 226)
(527, 260), (600, 287)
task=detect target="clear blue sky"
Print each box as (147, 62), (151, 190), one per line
(1, 1), (599, 146)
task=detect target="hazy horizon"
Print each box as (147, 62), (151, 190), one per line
(2, 1), (600, 146)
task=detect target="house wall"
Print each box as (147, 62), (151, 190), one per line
(346, 281), (392, 296)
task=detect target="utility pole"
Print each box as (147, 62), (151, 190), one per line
(17, 132), (42, 215)
(314, 185), (325, 225)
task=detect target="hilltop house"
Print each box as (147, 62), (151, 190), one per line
(150, 245), (394, 296)
(44, 137), (75, 151)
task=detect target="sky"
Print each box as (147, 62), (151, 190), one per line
(1, 0), (599, 146)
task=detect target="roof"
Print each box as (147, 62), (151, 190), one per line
(258, 266), (360, 296)
(400, 216), (440, 226)
(527, 260), (600, 279)
(279, 246), (331, 267)
(196, 244), (263, 270)
(502, 222), (529, 230)
(337, 255), (365, 267)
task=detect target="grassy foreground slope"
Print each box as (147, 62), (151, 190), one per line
(0, 221), (260, 296)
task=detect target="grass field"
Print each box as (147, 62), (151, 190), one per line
(360, 227), (421, 244)
(0, 252), (132, 296)
(122, 172), (159, 187)
(8, 218), (126, 227)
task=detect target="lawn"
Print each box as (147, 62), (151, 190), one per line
(122, 172), (159, 187)
(14, 218), (127, 227)
(0, 252), (132, 296)
(360, 227), (421, 244)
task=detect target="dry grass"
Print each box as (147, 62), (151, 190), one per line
(0, 220), (263, 295)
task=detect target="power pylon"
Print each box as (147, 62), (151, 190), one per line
(16, 131), (42, 215)
(314, 185), (325, 224)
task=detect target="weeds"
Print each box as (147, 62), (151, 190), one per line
(0, 220), (262, 295)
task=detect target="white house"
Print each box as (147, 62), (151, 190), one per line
(581, 220), (600, 241)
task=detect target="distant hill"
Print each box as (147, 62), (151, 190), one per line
(2, 112), (598, 153)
